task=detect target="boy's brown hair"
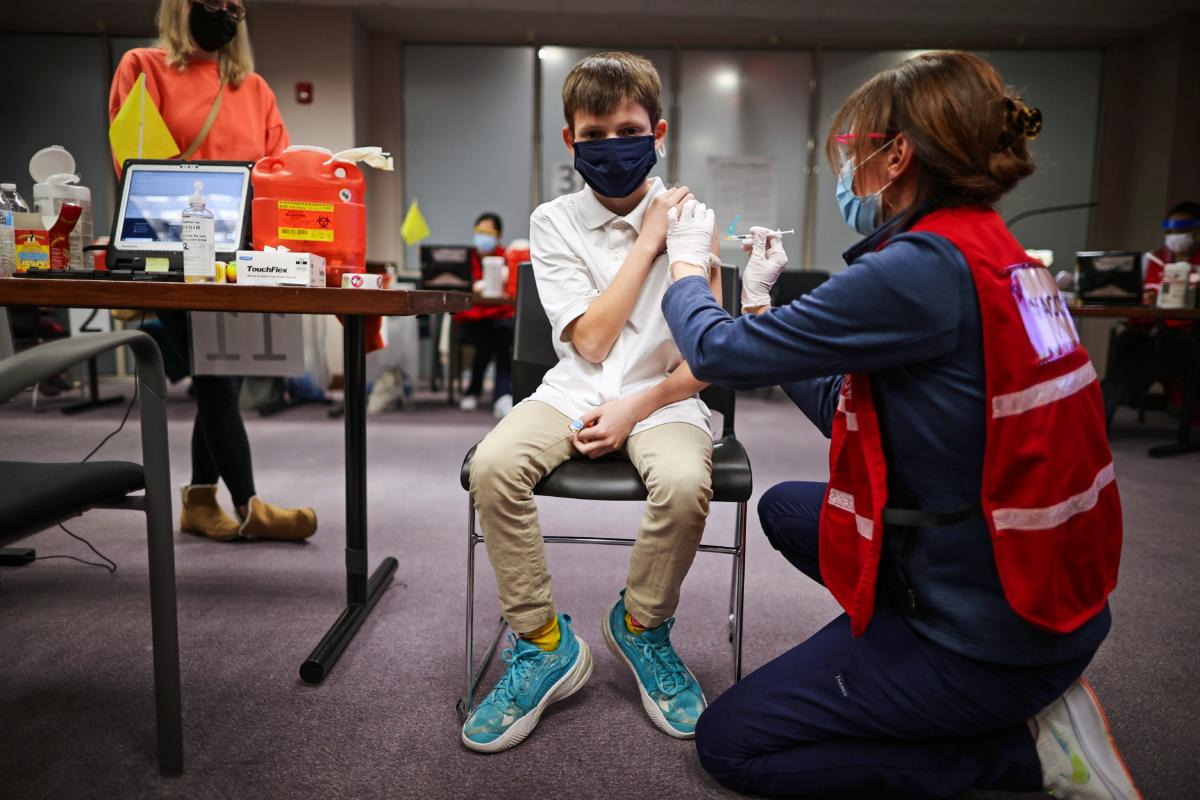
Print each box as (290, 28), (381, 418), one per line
(562, 51), (662, 132)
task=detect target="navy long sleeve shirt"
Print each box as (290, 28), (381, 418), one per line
(662, 220), (1109, 667)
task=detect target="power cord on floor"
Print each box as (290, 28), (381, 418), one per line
(34, 312), (148, 571)
(82, 314), (142, 463)
(33, 524), (118, 573)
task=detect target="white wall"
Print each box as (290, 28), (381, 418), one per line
(363, 33), (405, 266)
(250, 5), (360, 153)
(403, 45), (535, 266)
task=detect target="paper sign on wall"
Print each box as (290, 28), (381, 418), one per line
(710, 156), (778, 232)
(190, 311), (305, 377)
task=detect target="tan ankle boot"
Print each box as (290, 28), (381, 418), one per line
(238, 496), (318, 541)
(180, 484), (242, 541)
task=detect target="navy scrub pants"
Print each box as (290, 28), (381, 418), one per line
(695, 481), (1094, 799)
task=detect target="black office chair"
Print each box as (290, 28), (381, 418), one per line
(771, 269), (830, 307)
(0, 330), (183, 776)
(457, 263), (753, 718)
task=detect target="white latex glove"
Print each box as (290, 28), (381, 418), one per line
(741, 226), (789, 310)
(667, 199), (716, 274)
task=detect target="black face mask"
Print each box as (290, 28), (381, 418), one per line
(189, 3), (239, 53)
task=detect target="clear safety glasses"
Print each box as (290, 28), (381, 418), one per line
(191, 0), (247, 22)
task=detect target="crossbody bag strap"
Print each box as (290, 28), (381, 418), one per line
(179, 79), (227, 160)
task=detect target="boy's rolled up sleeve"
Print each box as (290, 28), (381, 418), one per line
(529, 210), (598, 343)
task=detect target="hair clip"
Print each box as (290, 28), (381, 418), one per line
(997, 97), (1043, 150)
(1019, 105), (1043, 141)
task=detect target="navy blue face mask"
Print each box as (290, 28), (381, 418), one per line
(572, 135), (657, 199)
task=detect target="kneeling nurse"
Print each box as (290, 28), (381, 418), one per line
(661, 50), (1139, 800)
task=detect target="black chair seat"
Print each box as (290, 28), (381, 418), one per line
(0, 460), (145, 543)
(460, 434), (752, 504)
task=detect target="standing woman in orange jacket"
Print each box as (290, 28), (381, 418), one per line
(109, 0), (316, 542)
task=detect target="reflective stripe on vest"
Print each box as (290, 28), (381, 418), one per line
(992, 462), (1115, 531)
(837, 394), (859, 431)
(992, 361), (1098, 419)
(828, 488), (874, 539)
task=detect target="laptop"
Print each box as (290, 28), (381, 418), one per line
(419, 244), (474, 289)
(1075, 251), (1144, 305)
(106, 159), (254, 280)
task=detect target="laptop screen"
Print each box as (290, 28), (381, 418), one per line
(116, 164), (250, 253)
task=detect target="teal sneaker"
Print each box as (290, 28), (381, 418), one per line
(461, 613), (593, 753)
(1034, 678), (1141, 799)
(602, 591), (706, 738)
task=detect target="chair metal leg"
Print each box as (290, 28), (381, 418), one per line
(463, 499), (477, 719)
(727, 535), (739, 642)
(459, 498), (507, 721)
(731, 501), (748, 682)
(136, 350), (183, 776)
(145, 502), (183, 776)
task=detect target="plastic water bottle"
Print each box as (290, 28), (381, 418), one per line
(1, 182), (30, 212)
(0, 183), (28, 277)
(181, 180), (215, 283)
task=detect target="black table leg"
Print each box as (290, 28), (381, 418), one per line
(1149, 360), (1199, 458)
(61, 357), (125, 415)
(300, 315), (397, 684)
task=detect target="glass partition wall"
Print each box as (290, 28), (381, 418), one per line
(399, 44), (1102, 272)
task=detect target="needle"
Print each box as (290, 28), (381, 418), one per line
(724, 229), (795, 241)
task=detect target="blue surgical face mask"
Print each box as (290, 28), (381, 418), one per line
(573, 135), (657, 199)
(474, 233), (498, 253)
(835, 142), (894, 237)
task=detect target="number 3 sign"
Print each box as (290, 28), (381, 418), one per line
(190, 311), (305, 377)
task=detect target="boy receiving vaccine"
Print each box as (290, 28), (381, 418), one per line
(464, 51), (722, 752)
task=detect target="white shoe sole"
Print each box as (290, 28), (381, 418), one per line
(601, 611), (705, 740)
(461, 637), (593, 754)
(1064, 678), (1142, 800)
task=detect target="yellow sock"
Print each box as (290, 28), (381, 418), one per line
(523, 617), (561, 651)
(625, 611), (647, 635)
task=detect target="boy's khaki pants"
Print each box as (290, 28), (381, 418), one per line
(469, 399), (713, 634)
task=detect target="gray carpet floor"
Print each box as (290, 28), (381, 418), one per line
(1, 380), (1196, 799)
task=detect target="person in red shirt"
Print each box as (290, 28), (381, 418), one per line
(108, 0), (316, 542)
(455, 212), (516, 417)
(1101, 200), (1200, 426)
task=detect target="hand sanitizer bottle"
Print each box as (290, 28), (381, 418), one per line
(182, 180), (215, 283)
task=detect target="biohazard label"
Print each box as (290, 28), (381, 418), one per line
(277, 200), (335, 242)
(279, 227), (335, 242)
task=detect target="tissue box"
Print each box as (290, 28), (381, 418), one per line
(235, 251), (326, 287)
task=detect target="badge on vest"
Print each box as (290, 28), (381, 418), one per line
(1009, 264), (1081, 363)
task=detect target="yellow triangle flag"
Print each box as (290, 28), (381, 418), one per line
(109, 73), (179, 169)
(400, 198), (432, 246)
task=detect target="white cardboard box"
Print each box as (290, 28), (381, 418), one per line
(235, 250), (326, 287)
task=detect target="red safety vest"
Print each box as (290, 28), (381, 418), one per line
(819, 206), (1122, 636)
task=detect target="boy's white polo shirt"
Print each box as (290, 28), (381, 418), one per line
(527, 177), (711, 438)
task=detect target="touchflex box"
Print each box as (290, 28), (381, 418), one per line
(235, 250), (326, 287)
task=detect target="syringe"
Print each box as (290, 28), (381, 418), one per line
(724, 229), (795, 241)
